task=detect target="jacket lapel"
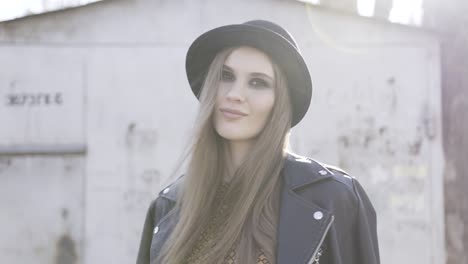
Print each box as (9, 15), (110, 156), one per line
(276, 153), (334, 264)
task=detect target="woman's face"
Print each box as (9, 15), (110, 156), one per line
(213, 46), (275, 143)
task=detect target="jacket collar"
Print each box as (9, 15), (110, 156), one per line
(283, 152), (333, 189)
(159, 151), (334, 202)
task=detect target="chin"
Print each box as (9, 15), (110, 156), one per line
(215, 126), (255, 142)
(217, 132), (252, 142)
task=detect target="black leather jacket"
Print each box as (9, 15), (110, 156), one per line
(136, 152), (380, 264)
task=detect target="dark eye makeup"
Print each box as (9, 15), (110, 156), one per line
(221, 69), (235, 82)
(249, 78), (271, 88)
(221, 69), (273, 89)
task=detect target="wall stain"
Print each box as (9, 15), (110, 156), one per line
(385, 139), (395, 156)
(386, 76), (398, 112)
(141, 169), (160, 185)
(363, 134), (374, 148)
(379, 126), (387, 135)
(54, 234), (77, 264)
(409, 138), (423, 155)
(125, 122), (158, 151)
(61, 208), (69, 220)
(338, 135), (350, 148)
(0, 158), (12, 172)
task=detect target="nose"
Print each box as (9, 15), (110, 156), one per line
(225, 79), (245, 102)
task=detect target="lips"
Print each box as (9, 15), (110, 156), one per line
(220, 108), (247, 119)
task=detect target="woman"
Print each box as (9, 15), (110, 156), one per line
(136, 20), (380, 264)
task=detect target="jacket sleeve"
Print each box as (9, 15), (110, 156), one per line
(136, 199), (157, 264)
(352, 178), (380, 264)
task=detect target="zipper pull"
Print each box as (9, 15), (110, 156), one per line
(313, 247), (323, 264)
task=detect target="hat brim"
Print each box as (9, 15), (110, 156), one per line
(185, 24), (312, 127)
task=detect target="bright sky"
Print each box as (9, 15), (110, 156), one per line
(388, 0), (424, 25)
(300, 0), (424, 26)
(357, 0), (424, 25)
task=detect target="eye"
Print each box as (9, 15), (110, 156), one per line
(250, 78), (271, 88)
(221, 70), (235, 82)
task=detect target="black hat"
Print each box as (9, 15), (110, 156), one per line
(185, 20), (312, 127)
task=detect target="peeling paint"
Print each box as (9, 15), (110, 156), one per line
(125, 122), (158, 151)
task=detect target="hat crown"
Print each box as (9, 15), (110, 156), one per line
(185, 20), (312, 127)
(243, 20), (298, 49)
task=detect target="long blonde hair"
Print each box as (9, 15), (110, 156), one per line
(157, 46), (293, 264)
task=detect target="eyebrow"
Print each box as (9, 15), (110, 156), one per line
(223, 64), (274, 81)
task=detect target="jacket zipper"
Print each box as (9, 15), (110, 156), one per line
(306, 215), (334, 264)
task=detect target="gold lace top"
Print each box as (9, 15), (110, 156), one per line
(184, 181), (271, 264)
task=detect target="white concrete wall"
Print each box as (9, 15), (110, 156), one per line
(0, 0), (444, 263)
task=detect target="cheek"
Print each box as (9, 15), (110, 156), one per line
(215, 84), (225, 107)
(253, 92), (275, 120)
(214, 91), (223, 119)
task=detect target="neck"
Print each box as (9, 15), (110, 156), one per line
(224, 139), (253, 182)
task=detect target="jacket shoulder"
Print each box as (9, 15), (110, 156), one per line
(156, 174), (185, 202)
(319, 162), (355, 189)
(322, 163), (350, 176)
(287, 151), (355, 189)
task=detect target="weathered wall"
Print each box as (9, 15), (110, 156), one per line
(0, 156), (84, 264)
(423, 0), (468, 263)
(0, 0), (445, 263)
